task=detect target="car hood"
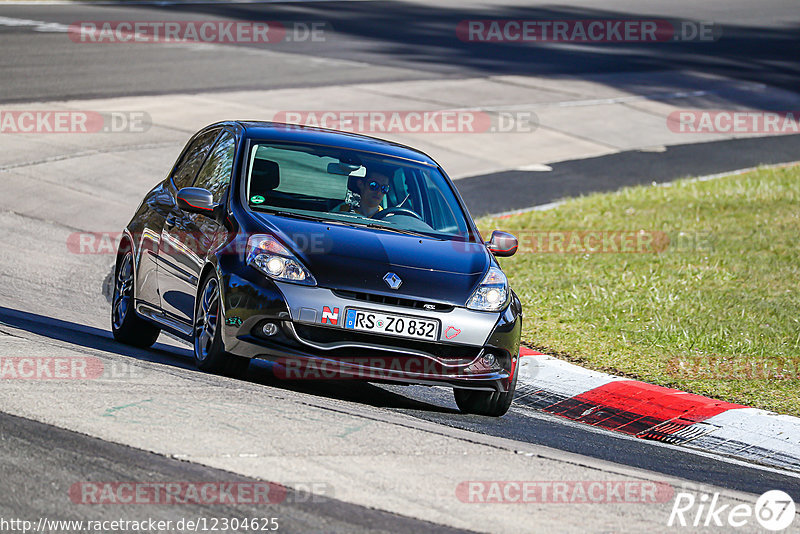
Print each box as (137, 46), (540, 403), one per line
(251, 213), (491, 305)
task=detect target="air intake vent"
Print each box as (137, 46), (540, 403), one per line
(333, 290), (454, 312)
(293, 324), (479, 364)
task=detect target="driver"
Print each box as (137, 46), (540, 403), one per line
(335, 169), (391, 217)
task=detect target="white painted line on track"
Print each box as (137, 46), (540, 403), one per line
(0, 16), (67, 32)
(658, 159), (800, 187)
(516, 163), (553, 172)
(548, 90), (712, 108)
(486, 200), (565, 219)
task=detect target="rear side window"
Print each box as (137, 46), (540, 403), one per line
(193, 131), (236, 204)
(171, 129), (220, 189)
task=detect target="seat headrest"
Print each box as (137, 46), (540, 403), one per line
(251, 159), (280, 193)
(347, 174), (361, 193)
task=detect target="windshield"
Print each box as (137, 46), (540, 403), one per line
(244, 142), (473, 239)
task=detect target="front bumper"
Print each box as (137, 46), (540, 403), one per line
(216, 267), (521, 392)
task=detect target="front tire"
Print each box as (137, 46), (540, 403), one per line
(454, 360), (518, 417)
(111, 249), (161, 348)
(193, 272), (250, 377)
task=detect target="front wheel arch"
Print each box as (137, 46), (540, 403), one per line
(196, 262), (222, 339)
(192, 267), (249, 377)
(115, 236), (132, 271)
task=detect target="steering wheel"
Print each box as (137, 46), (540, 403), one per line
(372, 207), (424, 221)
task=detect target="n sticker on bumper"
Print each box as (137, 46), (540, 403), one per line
(321, 306), (339, 325)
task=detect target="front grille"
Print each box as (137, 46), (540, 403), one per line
(332, 290), (454, 312)
(293, 323), (480, 364)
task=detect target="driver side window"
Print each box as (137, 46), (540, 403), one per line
(193, 131), (236, 204)
(172, 129), (220, 190)
(389, 169), (421, 215)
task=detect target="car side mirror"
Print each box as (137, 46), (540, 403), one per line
(176, 187), (217, 216)
(486, 230), (518, 257)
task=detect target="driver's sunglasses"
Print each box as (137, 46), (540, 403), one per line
(367, 180), (390, 194)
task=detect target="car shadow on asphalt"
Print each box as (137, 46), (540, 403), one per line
(246, 358), (461, 415)
(0, 305), (195, 369)
(0, 305), (458, 415)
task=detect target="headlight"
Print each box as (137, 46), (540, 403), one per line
(466, 267), (508, 311)
(246, 234), (316, 286)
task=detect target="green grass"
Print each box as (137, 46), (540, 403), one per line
(479, 164), (800, 415)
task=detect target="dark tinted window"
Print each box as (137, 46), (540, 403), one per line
(193, 131), (236, 204)
(171, 129), (220, 189)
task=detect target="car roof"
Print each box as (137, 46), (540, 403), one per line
(230, 121), (439, 166)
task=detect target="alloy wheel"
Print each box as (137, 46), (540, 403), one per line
(194, 277), (220, 362)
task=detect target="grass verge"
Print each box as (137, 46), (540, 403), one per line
(480, 164), (800, 416)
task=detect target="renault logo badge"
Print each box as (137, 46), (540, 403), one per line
(383, 272), (402, 290)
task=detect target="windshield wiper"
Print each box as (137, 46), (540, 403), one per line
(364, 223), (435, 239)
(253, 208), (328, 223)
(254, 207), (438, 238)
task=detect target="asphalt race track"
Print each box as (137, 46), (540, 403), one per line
(1, 1), (799, 532)
(0, 0), (799, 102)
(461, 134), (800, 216)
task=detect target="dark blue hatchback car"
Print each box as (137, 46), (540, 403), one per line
(112, 121), (522, 416)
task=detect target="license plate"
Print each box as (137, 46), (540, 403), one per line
(344, 308), (439, 341)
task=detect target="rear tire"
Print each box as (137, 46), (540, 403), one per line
(193, 272), (250, 377)
(111, 249), (161, 348)
(454, 360), (518, 417)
